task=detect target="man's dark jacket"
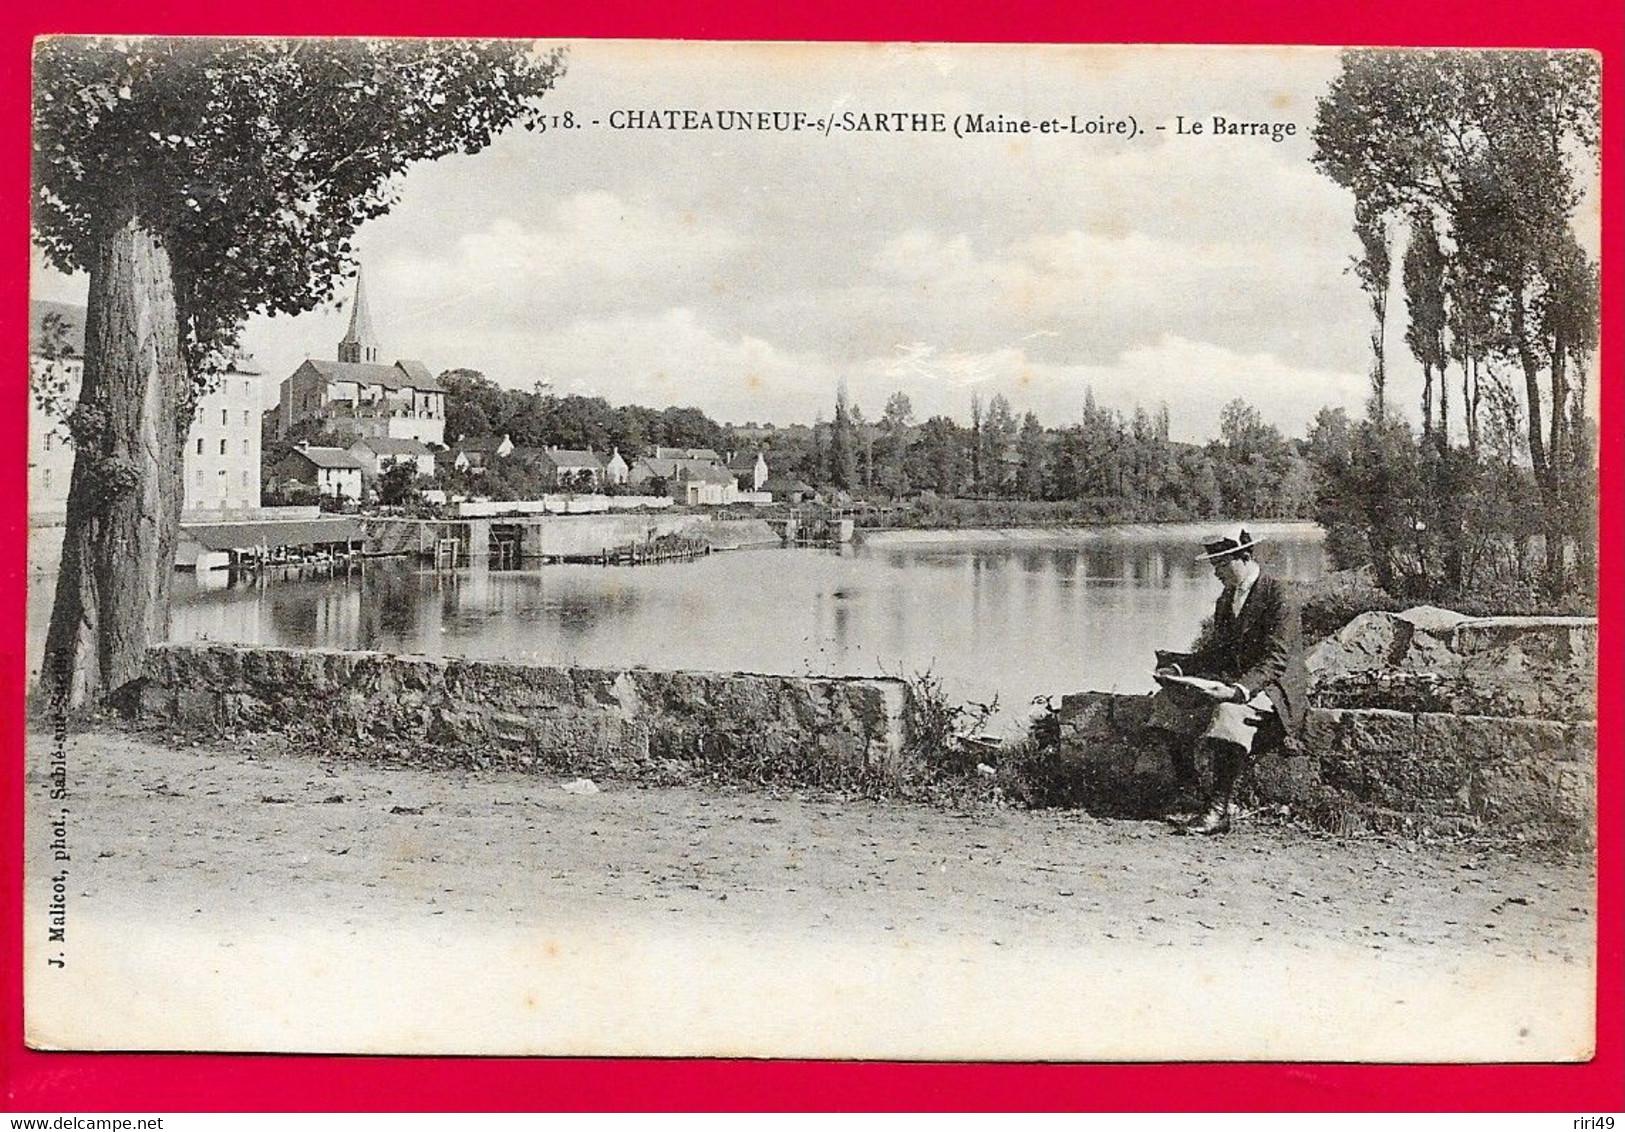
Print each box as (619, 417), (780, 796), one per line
(1161, 572), (1307, 736)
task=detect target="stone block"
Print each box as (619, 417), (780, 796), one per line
(137, 682), (176, 721)
(174, 687), (220, 727)
(1467, 757), (1569, 823)
(1452, 616), (1597, 664)
(1415, 713), (1567, 766)
(1307, 611), (1408, 679)
(1343, 708), (1417, 751)
(1304, 707), (1415, 755)
(1251, 750), (1322, 805)
(1564, 721), (1597, 763)
(1055, 691), (1139, 740)
(1300, 707), (1345, 753)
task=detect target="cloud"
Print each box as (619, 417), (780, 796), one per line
(839, 333), (1364, 440)
(35, 44), (1398, 435)
(379, 191), (745, 330)
(405, 289), (1364, 441)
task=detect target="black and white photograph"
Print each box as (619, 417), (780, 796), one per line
(23, 39), (1601, 1060)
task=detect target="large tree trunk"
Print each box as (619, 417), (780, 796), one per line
(1511, 298), (1568, 599)
(42, 212), (187, 710)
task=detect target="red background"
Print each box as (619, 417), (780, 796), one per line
(2, 0), (1620, 1112)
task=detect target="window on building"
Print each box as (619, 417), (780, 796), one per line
(243, 410), (250, 427)
(196, 438), (204, 456)
(219, 439), (227, 456)
(240, 470), (248, 486)
(42, 468), (50, 489)
(221, 409), (228, 427)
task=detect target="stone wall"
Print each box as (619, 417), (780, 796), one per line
(1012, 610), (1597, 845)
(136, 645), (910, 790)
(1308, 607), (1595, 720)
(363, 514), (781, 559)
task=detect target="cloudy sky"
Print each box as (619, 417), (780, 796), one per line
(32, 42), (1479, 441)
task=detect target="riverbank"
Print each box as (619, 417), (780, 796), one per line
(24, 724), (1594, 1059)
(858, 519), (1324, 547)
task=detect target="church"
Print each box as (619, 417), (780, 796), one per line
(275, 269), (446, 447)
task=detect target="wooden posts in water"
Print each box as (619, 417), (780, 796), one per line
(598, 534), (710, 566)
(223, 539), (363, 580)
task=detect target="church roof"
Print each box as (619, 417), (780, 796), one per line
(301, 358), (444, 393)
(339, 269), (379, 350)
(393, 358), (440, 390)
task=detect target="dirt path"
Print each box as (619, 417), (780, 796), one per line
(23, 727), (1595, 1061)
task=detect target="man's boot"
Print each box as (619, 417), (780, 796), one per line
(1161, 740), (1203, 824)
(1182, 740), (1249, 836)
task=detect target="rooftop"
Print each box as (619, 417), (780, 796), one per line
(290, 446), (365, 470)
(300, 357), (445, 394)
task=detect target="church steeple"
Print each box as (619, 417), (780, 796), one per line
(338, 267), (379, 364)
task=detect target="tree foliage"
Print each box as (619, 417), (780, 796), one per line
(1312, 48), (1599, 600)
(35, 37), (567, 706)
(34, 38), (567, 374)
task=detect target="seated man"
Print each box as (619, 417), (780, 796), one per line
(1148, 528), (1306, 835)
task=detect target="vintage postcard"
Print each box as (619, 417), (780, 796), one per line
(23, 39), (1601, 1061)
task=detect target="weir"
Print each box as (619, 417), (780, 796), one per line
(364, 513), (781, 564)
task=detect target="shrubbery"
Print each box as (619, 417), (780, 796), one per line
(1312, 416), (1594, 619)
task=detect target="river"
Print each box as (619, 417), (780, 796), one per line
(27, 522), (1327, 736)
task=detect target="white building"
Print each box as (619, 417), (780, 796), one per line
(269, 445), (365, 502)
(348, 436), (436, 479)
(29, 300), (264, 520)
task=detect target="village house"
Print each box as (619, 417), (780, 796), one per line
(270, 445), (365, 502)
(762, 475), (817, 504)
(347, 436), (435, 479)
(537, 447), (606, 490)
(630, 455), (740, 506)
(451, 433), (514, 473)
(605, 447), (630, 486)
(275, 269), (446, 447)
(29, 300), (264, 520)
(727, 449), (770, 491)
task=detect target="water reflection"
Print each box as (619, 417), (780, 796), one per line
(26, 526), (1327, 735)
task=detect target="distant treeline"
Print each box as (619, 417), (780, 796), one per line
(440, 370), (1326, 522)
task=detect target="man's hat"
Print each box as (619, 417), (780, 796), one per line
(1195, 527), (1259, 562)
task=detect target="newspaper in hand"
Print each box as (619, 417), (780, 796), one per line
(1154, 672), (1236, 700)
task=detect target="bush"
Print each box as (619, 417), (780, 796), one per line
(1293, 568), (1405, 641)
(887, 669), (1002, 805)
